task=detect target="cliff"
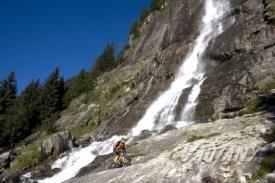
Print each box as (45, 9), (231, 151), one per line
(81, 0), (275, 140)
(62, 0), (275, 182)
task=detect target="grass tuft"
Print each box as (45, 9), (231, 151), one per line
(250, 129), (275, 181)
(187, 133), (221, 143)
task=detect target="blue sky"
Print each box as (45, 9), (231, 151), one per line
(0, 0), (151, 94)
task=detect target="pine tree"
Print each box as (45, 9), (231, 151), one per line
(150, 0), (164, 12)
(20, 79), (41, 130)
(4, 79), (41, 147)
(117, 44), (130, 65)
(0, 71), (17, 114)
(59, 76), (66, 109)
(129, 20), (141, 39)
(76, 69), (88, 95)
(0, 71), (17, 147)
(63, 69), (95, 108)
(39, 68), (64, 134)
(4, 99), (25, 147)
(91, 43), (116, 77)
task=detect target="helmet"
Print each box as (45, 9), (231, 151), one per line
(121, 135), (127, 140)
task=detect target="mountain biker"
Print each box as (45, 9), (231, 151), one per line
(113, 136), (127, 164)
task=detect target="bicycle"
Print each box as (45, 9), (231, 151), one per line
(105, 152), (131, 170)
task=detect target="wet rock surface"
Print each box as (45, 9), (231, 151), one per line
(63, 113), (275, 183)
(0, 171), (20, 183)
(199, 0), (275, 120)
(30, 164), (54, 179)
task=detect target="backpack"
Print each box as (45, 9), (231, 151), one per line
(113, 141), (125, 150)
(113, 141), (121, 149)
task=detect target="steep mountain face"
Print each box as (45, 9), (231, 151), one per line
(88, 0), (275, 140)
(75, 0), (209, 141)
(59, 0), (275, 182)
(198, 0), (275, 121)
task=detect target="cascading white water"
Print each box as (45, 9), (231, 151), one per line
(22, 1), (235, 182)
(23, 135), (122, 183)
(130, 0), (234, 135)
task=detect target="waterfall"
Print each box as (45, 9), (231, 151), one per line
(22, 1), (235, 182)
(130, 0), (234, 135)
(23, 136), (122, 183)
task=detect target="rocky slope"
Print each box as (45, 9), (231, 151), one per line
(63, 113), (275, 183)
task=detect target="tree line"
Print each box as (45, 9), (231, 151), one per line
(0, 0), (166, 148)
(0, 42), (126, 148)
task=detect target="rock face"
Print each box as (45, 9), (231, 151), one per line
(30, 164), (54, 179)
(0, 171), (20, 183)
(0, 150), (16, 173)
(63, 114), (275, 183)
(75, 0), (208, 142)
(198, 0), (275, 120)
(81, 0), (275, 141)
(36, 131), (75, 156)
(59, 1), (275, 181)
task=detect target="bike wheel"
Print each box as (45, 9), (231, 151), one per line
(105, 162), (115, 170)
(122, 156), (131, 166)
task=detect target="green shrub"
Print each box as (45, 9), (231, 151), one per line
(206, 133), (221, 138)
(140, 7), (150, 22)
(43, 112), (60, 134)
(251, 151), (275, 181)
(129, 0), (167, 40)
(241, 97), (269, 115)
(261, 128), (275, 142)
(250, 129), (275, 181)
(187, 135), (205, 142)
(263, 81), (275, 92)
(128, 153), (146, 159)
(110, 84), (120, 93)
(9, 150), (40, 172)
(187, 133), (220, 143)
(150, 0), (166, 12)
(69, 123), (96, 140)
(129, 20), (141, 39)
(251, 75), (257, 85)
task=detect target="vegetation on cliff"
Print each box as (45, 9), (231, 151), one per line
(129, 0), (166, 39)
(250, 129), (275, 181)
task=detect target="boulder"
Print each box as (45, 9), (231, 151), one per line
(0, 171), (20, 183)
(0, 150), (17, 171)
(30, 163), (54, 179)
(36, 131), (74, 156)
